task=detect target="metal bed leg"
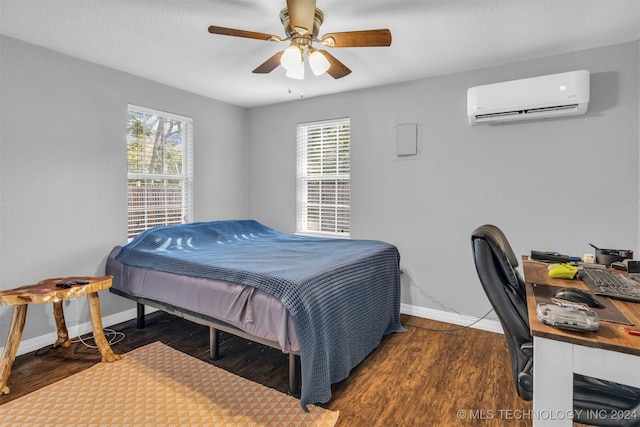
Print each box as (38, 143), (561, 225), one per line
(136, 303), (145, 329)
(289, 353), (301, 397)
(209, 327), (219, 360)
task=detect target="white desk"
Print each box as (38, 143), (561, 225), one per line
(524, 260), (640, 426)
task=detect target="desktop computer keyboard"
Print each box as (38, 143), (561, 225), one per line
(579, 267), (640, 303)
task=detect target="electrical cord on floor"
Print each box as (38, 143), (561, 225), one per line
(67, 299), (125, 348)
(401, 268), (496, 332)
(402, 268), (462, 315)
(70, 327), (126, 348)
(402, 307), (495, 332)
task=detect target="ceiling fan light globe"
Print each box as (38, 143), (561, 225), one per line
(285, 61), (305, 80)
(308, 50), (330, 76)
(280, 45), (302, 71)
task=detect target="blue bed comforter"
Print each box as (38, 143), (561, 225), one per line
(115, 220), (404, 409)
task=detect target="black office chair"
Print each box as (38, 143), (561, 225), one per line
(471, 224), (640, 427)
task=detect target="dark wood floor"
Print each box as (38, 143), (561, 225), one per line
(0, 312), (532, 426)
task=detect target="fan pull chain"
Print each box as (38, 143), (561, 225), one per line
(287, 78), (305, 98)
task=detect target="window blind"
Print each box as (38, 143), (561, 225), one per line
(297, 118), (350, 236)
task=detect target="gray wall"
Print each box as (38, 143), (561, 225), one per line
(0, 35), (249, 341)
(247, 41), (640, 320)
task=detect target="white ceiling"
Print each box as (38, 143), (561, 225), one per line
(1, 0), (639, 108)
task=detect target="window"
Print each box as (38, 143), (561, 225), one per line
(126, 105), (193, 240)
(297, 118), (350, 236)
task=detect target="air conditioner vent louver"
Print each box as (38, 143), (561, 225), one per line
(526, 104), (579, 115)
(474, 104), (580, 123)
(467, 70), (589, 125)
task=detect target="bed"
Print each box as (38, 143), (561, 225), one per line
(105, 219), (404, 409)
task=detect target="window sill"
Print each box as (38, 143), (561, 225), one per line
(295, 231), (351, 239)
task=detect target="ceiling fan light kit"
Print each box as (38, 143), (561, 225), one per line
(308, 49), (330, 76)
(281, 44), (304, 70)
(285, 60), (305, 80)
(207, 0), (391, 81)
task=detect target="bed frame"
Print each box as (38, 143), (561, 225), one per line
(110, 288), (301, 396)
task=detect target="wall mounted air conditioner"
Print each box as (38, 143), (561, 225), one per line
(467, 70), (590, 125)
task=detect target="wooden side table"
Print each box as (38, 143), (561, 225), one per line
(0, 276), (121, 394)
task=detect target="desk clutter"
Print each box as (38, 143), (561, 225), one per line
(530, 244), (640, 306)
(530, 243), (640, 332)
(531, 250), (640, 304)
(532, 283), (633, 333)
(530, 244), (634, 268)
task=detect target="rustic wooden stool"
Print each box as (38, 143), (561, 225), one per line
(0, 276), (121, 394)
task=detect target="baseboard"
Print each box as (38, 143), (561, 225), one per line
(3, 306), (158, 357)
(400, 303), (503, 334)
(4, 304), (498, 357)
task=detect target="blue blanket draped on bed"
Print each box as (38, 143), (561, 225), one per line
(116, 220), (404, 409)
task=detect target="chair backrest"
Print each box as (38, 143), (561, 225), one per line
(471, 224), (533, 400)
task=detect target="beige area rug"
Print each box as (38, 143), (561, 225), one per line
(0, 341), (339, 426)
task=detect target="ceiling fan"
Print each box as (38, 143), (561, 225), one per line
(208, 0), (392, 80)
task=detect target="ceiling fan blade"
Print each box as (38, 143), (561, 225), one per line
(286, 0), (316, 35)
(321, 29), (392, 47)
(320, 51), (351, 79)
(253, 51), (284, 74)
(208, 26), (282, 42)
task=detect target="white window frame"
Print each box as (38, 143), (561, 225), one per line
(296, 117), (350, 237)
(126, 104), (193, 240)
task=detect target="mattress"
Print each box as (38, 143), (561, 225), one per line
(106, 247), (299, 353)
